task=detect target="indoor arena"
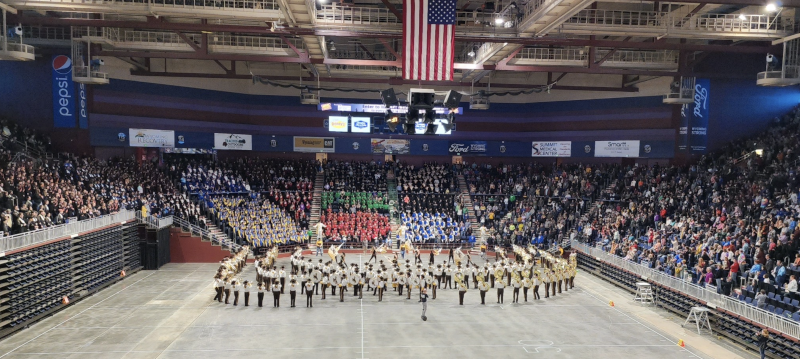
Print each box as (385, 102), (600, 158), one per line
(0, 0), (799, 358)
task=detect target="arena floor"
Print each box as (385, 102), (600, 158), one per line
(0, 255), (722, 359)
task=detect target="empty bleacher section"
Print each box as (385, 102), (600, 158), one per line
(0, 210), (146, 338)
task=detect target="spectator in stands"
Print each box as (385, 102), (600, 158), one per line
(786, 274), (798, 294)
(755, 289), (768, 309)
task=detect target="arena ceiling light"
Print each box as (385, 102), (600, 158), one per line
(766, 3), (777, 12)
(738, 14), (747, 20)
(495, 17), (505, 25)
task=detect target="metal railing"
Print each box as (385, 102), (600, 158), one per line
(0, 209), (135, 254)
(73, 66), (109, 80)
(572, 240), (800, 340)
(172, 215), (241, 251)
(515, 47), (587, 62)
(135, 211), (173, 229)
(112, 0), (279, 11)
(21, 26), (71, 41)
(597, 49), (678, 65)
(565, 9), (793, 36)
(328, 50), (395, 61)
(316, 4), (400, 26)
(208, 34), (305, 52)
(0, 37), (36, 55)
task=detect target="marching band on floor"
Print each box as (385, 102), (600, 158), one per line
(212, 242), (577, 308)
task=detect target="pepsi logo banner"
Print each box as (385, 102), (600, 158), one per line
(52, 55), (76, 128)
(214, 133), (252, 150)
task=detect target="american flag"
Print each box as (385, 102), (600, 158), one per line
(403, 0), (456, 81)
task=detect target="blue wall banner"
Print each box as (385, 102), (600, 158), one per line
(448, 141), (487, 154)
(688, 78), (709, 153)
(77, 82), (88, 129)
(51, 55), (76, 128)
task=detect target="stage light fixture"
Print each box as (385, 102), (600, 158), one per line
(495, 17), (505, 25)
(380, 88), (399, 107)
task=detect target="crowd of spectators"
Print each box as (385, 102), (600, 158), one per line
(207, 195), (306, 247)
(322, 191), (390, 214)
(584, 108), (800, 315)
(167, 157), (316, 194)
(264, 188), (311, 230)
(319, 210), (391, 242)
(400, 212), (468, 243)
(396, 162), (457, 194)
(0, 141), (177, 236)
(401, 193), (460, 219)
(322, 160), (388, 192)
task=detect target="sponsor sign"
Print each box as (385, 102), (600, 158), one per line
(679, 78), (709, 153)
(594, 140), (640, 157)
(319, 102), (463, 115)
(531, 141), (571, 157)
(77, 83), (88, 129)
(52, 55), (76, 128)
(350, 117), (371, 133)
(371, 139), (410, 154)
(214, 133), (252, 150)
(294, 136), (335, 153)
(129, 128), (175, 148)
(448, 141), (487, 154)
(328, 116), (349, 132)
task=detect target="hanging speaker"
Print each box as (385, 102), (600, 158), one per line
(443, 90), (462, 109)
(381, 88), (399, 107)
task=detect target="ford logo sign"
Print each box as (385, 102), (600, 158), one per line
(354, 120), (368, 128)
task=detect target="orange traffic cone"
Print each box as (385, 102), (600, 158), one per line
(609, 300), (615, 307)
(120, 270), (126, 277)
(62, 296), (69, 305)
(677, 339), (685, 348)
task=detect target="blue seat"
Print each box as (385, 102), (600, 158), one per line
(767, 305), (776, 313)
(775, 308), (784, 316)
(745, 297), (753, 304)
(768, 292), (776, 300)
(792, 299), (799, 307)
(784, 297), (793, 305)
(793, 312), (800, 321)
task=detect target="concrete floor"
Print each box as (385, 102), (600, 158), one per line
(0, 254), (742, 359)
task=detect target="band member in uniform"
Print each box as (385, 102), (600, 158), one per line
(511, 276), (521, 303)
(435, 264), (443, 288)
(522, 276), (531, 302)
(243, 280), (252, 306)
(444, 265), (454, 289)
(414, 248), (422, 264)
(213, 275), (223, 302)
(289, 279), (299, 307)
(272, 281), (281, 307)
(544, 270), (551, 298)
(223, 278), (232, 304)
(425, 272), (437, 300)
(300, 271), (308, 295)
(550, 270), (557, 297)
(570, 265), (576, 289)
(257, 283), (265, 307)
(533, 271), (541, 300)
(478, 278), (489, 305)
(232, 280), (240, 306)
(369, 246), (378, 263)
(397, 272), (406, 296)
(489, 264), (496, 289)
(457, 275), (467, 305)
(429, 250), (435, 265)
(557, 268), (563, 294)
(378, 275), (385, 301)
(321, 274), (329, 300)
(447, 248), (455, 263)
(496, 276), (505, 304)
(406, 272), (412, 300)
(471, 265), (478, 289)
(305, 280), (314, 307)
(279, 266), (287, 294)
(339, 275), (346, 302)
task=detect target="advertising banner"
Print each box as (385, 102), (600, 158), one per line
(294, 136), (335, 153)
(52, 55), (76, 128)
(371, 138), (410, 154)
(350, 117), (371, 133)
(448, 141), (487, 154)
(319, 102), (463, 115)
(77, 83), (88, 129)
(594, 140), (640, 157)
(214, 133), (252, 150)
(688, 78), (709, 153)
(531, 141), (571, 157)
(129, 128), (175, 147)
(327, 116), (348, 132)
